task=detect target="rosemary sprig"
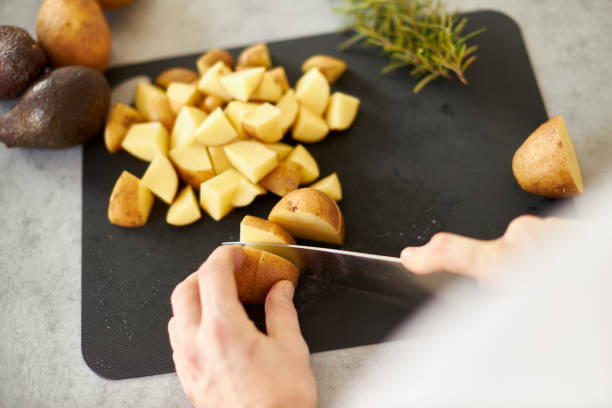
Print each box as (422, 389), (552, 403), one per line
(335, 0), (485, 93)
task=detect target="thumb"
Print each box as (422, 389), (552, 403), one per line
(265, 280), (308, 352)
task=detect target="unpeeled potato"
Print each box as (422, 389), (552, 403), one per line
(97, 0), (133, 10)
(36, 0), (111, 72)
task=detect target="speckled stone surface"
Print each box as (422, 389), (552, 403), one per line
(0, 1), (611, 406)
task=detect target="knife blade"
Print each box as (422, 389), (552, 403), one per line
(223, 242), (461, 299)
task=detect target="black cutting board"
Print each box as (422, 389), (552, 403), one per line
(82, 11), (563, 380)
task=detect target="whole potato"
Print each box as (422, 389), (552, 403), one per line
(36, 0), (111, 72)
(97, 0), (134, 10)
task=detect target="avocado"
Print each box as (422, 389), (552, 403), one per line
(0, 25), (48, 99)
(0, 66), (110, 148)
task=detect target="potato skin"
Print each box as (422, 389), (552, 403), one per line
(97, 0), (133, 10)
(512, 116), (581, 198)
(155, 67), (199, 89)
(36, 0), (111, 72)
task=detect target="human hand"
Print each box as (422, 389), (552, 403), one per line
(400, 215), (582, 280)
(168, 245), (317, 408)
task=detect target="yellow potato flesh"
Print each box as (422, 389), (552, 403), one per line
(310, 172), (342, 201)
(276, 89), (299, 132)
(207, 146), (233, 174)
(170, 106), (207, 149)
(295, 68), (329, 116)
(166, 82), (203, 115)
(268, 66), (290, 92)
(199, 169), (243, 220)
(197, 61), (233, 101)
(134, 82), (175, 131)
(232, 180), (266, 207)
(286, 144), (319, 184)
(225, 101), (260, 139)
(325, 92), (360, 131)
(250, 72), (283, 103)
(194, 107), (238, 146)
(242, 103), (283, 143)
(104, 103), (143, 154)
(142, 154), (179, 204)
(292, 105), (329, 143)
(220, 67), (265, 102)
(121, 122), (169, 162)
(224, 141), (279, 183)
(264, 142), (293, 160)
(169, 144), (215, 189)
(167, 185), (202, 226)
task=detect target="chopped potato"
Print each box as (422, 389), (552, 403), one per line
(242, 103), (283, 143)
(260, 161), (301, 197)
(236, 43), (271, 70)
(156, 67), (199, 89)
(169, 143), (215, 189)
(167, 185), (202, 226)
(166, 82), (204, 115)
(200, 94), (225, 113)
(268, 66), (290, 92)
(224, 141), (279, 183)
(301, 55), (347, 84)
(286, 144), (319, 184)
(194, 107), (238, 146)
(233, 179), (266, 207)
(196, 48), (234, 74)
(208, 146), (233, 174)
(292, 105), (329, 143)
(142, 154), (179, 204)
(199, 168), (244, 220)
(220, 67), (265, 102)
(197, 61), (233, 101)
(295, 68), (329, 116)
(134, 82), (175, 131)
(250, 71), (283, 103)
(108, 171), (155, 228)
(310, 172), (342, 201)
(170, 106), (208, 149)
(121, 122), (169, 162)
(104, 103), (144, 154)
(325, 92), (360, 131)
(264, 142), (293, 160)
(276, 89), (299, 133)
(225, 101), (259, 139)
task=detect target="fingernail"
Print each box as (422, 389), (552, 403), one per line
(401, 248), (415, 265)
(280, 280), (295, 298)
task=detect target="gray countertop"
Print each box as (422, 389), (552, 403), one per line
(1, 1), (611, 406)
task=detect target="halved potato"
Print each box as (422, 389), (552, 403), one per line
(197, 61), (233, 101)
(167, 185), (202, 226)
(121, 122), (169, 162)
(268, 66), (290, 92)
(250, 71), (283, 103)
(325, 92), (360, 131)
(200, 94), (225, 113)
(286, 144), (319, 184)
(142, 154), (179, 204)
(225, 101), (259, 139)
(104, 103), (144, 154)
(292, 105), (329, 143)
(268, 188), (345, 245)
(301, 55), (347, 84)
(276, 89), (299, 132)
(194, 107), (238, 146)
(295, 68), (329, 116)
(169, 143), (215, 189)
(220, 67), (265, 102)
(310, 172), (342, 201)
(236, 43), (271, 70)
(135, 82), (175, 131)
(108, 171), (154, 227)
(234, 247), (299, 304)
(199, 168), (243, 220)
(170, 106), (208, 149)
(260, 161), (301, 197)
(233, 179), (266, 207)
(156, 67), (199, 89)
(242, 103), (283, 143)
(265, 142), (293, 160)
(196, 48), (235, 75)
(224, 140), (279, 183)
(512, 115), (584, 197)
(208, 146), (233, 174)
(166, 82), (204, 115)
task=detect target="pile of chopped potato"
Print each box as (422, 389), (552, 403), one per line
(105, 43), (359, 228)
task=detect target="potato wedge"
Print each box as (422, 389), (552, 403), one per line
(292, 105), (329, 143)
(225, 101), (260, 139)
(197, 61), (233, 101)
(295, 68), (329, 116)
(234, 247), (299, 304)
(121, 122), (169, 162)
(208, 146), (233, 174)
(194, 107), (238, 146)
(108, 171), (154, 227)
(236, 43), (271, 70)
(276, 89), (299, 132)
(169, 143), (215, 189)
(512, 115), (584, 197)
(200, 94), (225, 113)
(325, 92), (360, 131)
(220, 67), (265, 102)
(170, 106), (208, 149)
(250, 71), (283, 103)
(242, 103), (283, 143)
(268, 188), (345, 245)
(166, 82), (204, 115)
(310, 172), (342, 201)
(301, 55), (347, 83)
(260, 161), (301, 197)
(265, 142), (293, 160)
(199, 168), (243, 220)
(286, 144), (319, 184)
(155, 67), (199, 89)
(104, 103), (144, 154)
(142, 154), (179, 204)
(135, 82), (175, 131)
(196, 48), (234, 74)
(233, 179), (266, 207)
(224, 140), (279, 183)
(167, 185), (202, 226)
(268, 66), (290, 92)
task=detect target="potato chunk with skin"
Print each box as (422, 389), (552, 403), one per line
(276, 89), (298, 132)
(121, 122), (169, 162)
(295, 68), (330, 116)
(242, 103), (283, 143)
(208, 146), (233, 174)
(268, 66), (290, 92)
(286, 144), (319, 185)
(108, 171), (154, 227)
(301, 55), (347, 84)
(199, 169), (243, 220)
(250, 72), (283, 103)
(142, 154), (179, 204)
(104, 103), (144, 154)
(220, 67), (265, 102)
(167, 185), (202, 226)
(310, 172), (342, 201)
(234, 247), (299, 304)
(260, 161), (301, 197)
(225, 101), (259, 139)
(236, 43), (271, 70)
(264, 142), (293, 160)
(197, 61), (233, 101)
(156, 67), (199, 89)
(196, 48), (235, 74)
(170, 106), (207, 149)
(169, 143), (215, 189)
(200, 94), (225, 114)
(325, 92), (360, 131)
(166, 82), (204, 115)
(268, 188), (345, 245)
(194, 107), (238, 146)
(292, 105), (329, 143)
(224, 141), (279, 183)
(135, 82), (175, 131)
(233, 179), (266, 207)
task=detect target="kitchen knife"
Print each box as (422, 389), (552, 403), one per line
(223, 242), (461, 299)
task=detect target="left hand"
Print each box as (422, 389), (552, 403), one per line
(168, 245), (317, 408)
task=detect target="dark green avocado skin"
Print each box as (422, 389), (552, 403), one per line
(0, 66), (110, 148)
(0, 25), (48, 99)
